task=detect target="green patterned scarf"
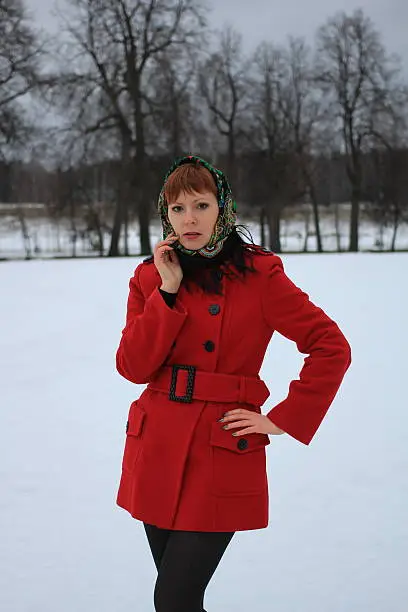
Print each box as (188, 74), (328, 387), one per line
(157, 154), (237, 258)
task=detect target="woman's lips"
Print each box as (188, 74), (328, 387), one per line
(183, 233), (201, 239)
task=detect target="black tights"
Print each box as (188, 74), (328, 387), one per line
(143, 522), (235, 612)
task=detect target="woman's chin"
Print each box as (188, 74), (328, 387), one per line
(180, 237), (206, 249)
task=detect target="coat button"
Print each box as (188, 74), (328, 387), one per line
(237, 438), (248, 450)
(204, 340), (215, 352)
(208, 304), (220, 315)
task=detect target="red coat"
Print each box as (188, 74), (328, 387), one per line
(115, 249), (351, 531)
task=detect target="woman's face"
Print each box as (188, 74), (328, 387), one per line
(167, 189), (219, 250)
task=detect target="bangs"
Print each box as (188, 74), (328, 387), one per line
(164, 163), (217, 204)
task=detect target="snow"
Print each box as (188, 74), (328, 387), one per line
(1, 252), (407, 611)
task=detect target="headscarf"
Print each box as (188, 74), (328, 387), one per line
(157, 154), (237, 258)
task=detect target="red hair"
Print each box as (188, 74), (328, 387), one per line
(163, 162), (217, 204)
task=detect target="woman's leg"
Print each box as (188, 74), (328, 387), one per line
(144, 522), (207, 609)
(146, 525), (234, 612)
(143, 522), (172, 571)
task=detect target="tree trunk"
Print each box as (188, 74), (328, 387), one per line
(310, 185), (323, 252)
(69, 198), (77, 257)
(227, 133), (236, 192)
(349, 191), (360, 252)
(123, 188), (129, 256)
(302, 207), (311, 252)
(108, 139), (131, 257)
(138, 191), (152, 255)
(268, 207), (281, 252)
(108, 191), (124, 257)
(260, 207), (267, 247)
(132, 153), (153, 256)
(334, 203), (341, 252)
(390, 205), (400, 251)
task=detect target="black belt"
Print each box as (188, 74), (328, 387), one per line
(147, 364), (270, 407)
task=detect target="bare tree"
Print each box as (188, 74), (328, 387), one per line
(146, 49), (201, 157)
(52, 0), (207, 256)
(315, 8), (402, 252)
(245, 40), (304, 252)
(0, 0), (44, 158)
(198, 25), (251, 192)
(0, 0), (49, 259)
(278, 37), (325, 252)
(365, 83), (408, 250)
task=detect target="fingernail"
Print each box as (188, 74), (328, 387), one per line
(217, 418), (224, 422)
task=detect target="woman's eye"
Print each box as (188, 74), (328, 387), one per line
(171, 203), (208, 212)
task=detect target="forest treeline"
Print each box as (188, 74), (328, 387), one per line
(1, 0), (407, 255)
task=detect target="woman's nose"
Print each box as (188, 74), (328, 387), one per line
(185, 212), (197, 223)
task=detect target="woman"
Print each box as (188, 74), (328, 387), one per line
(115, 154), (352, 612)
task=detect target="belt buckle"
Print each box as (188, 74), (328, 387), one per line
(169, 364), (196, 403)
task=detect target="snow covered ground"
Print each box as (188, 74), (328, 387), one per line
(1, 251), (407, 611)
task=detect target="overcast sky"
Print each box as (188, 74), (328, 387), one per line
(26, 0), (408, 71)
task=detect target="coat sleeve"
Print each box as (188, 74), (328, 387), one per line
(261, 255), (352, 445)
(116, 264), (188, 384)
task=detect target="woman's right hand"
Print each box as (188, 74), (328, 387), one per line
(154, 231), (183, 291)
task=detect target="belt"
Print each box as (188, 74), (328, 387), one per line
(147, 364), (270, 407)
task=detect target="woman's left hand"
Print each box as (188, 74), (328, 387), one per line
(219, 409), (285, 436)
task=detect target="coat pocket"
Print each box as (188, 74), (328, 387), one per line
(121, 400), (146, 473)
(209, 420), (270, 497)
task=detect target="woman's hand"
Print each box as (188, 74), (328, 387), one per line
(154, 231), (183, 291)
(218, 408), (285, 436)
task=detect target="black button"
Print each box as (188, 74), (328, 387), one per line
(237, 438), (248, 451)
(204, 340), (215, 352)
(208, 304), (220, 315)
